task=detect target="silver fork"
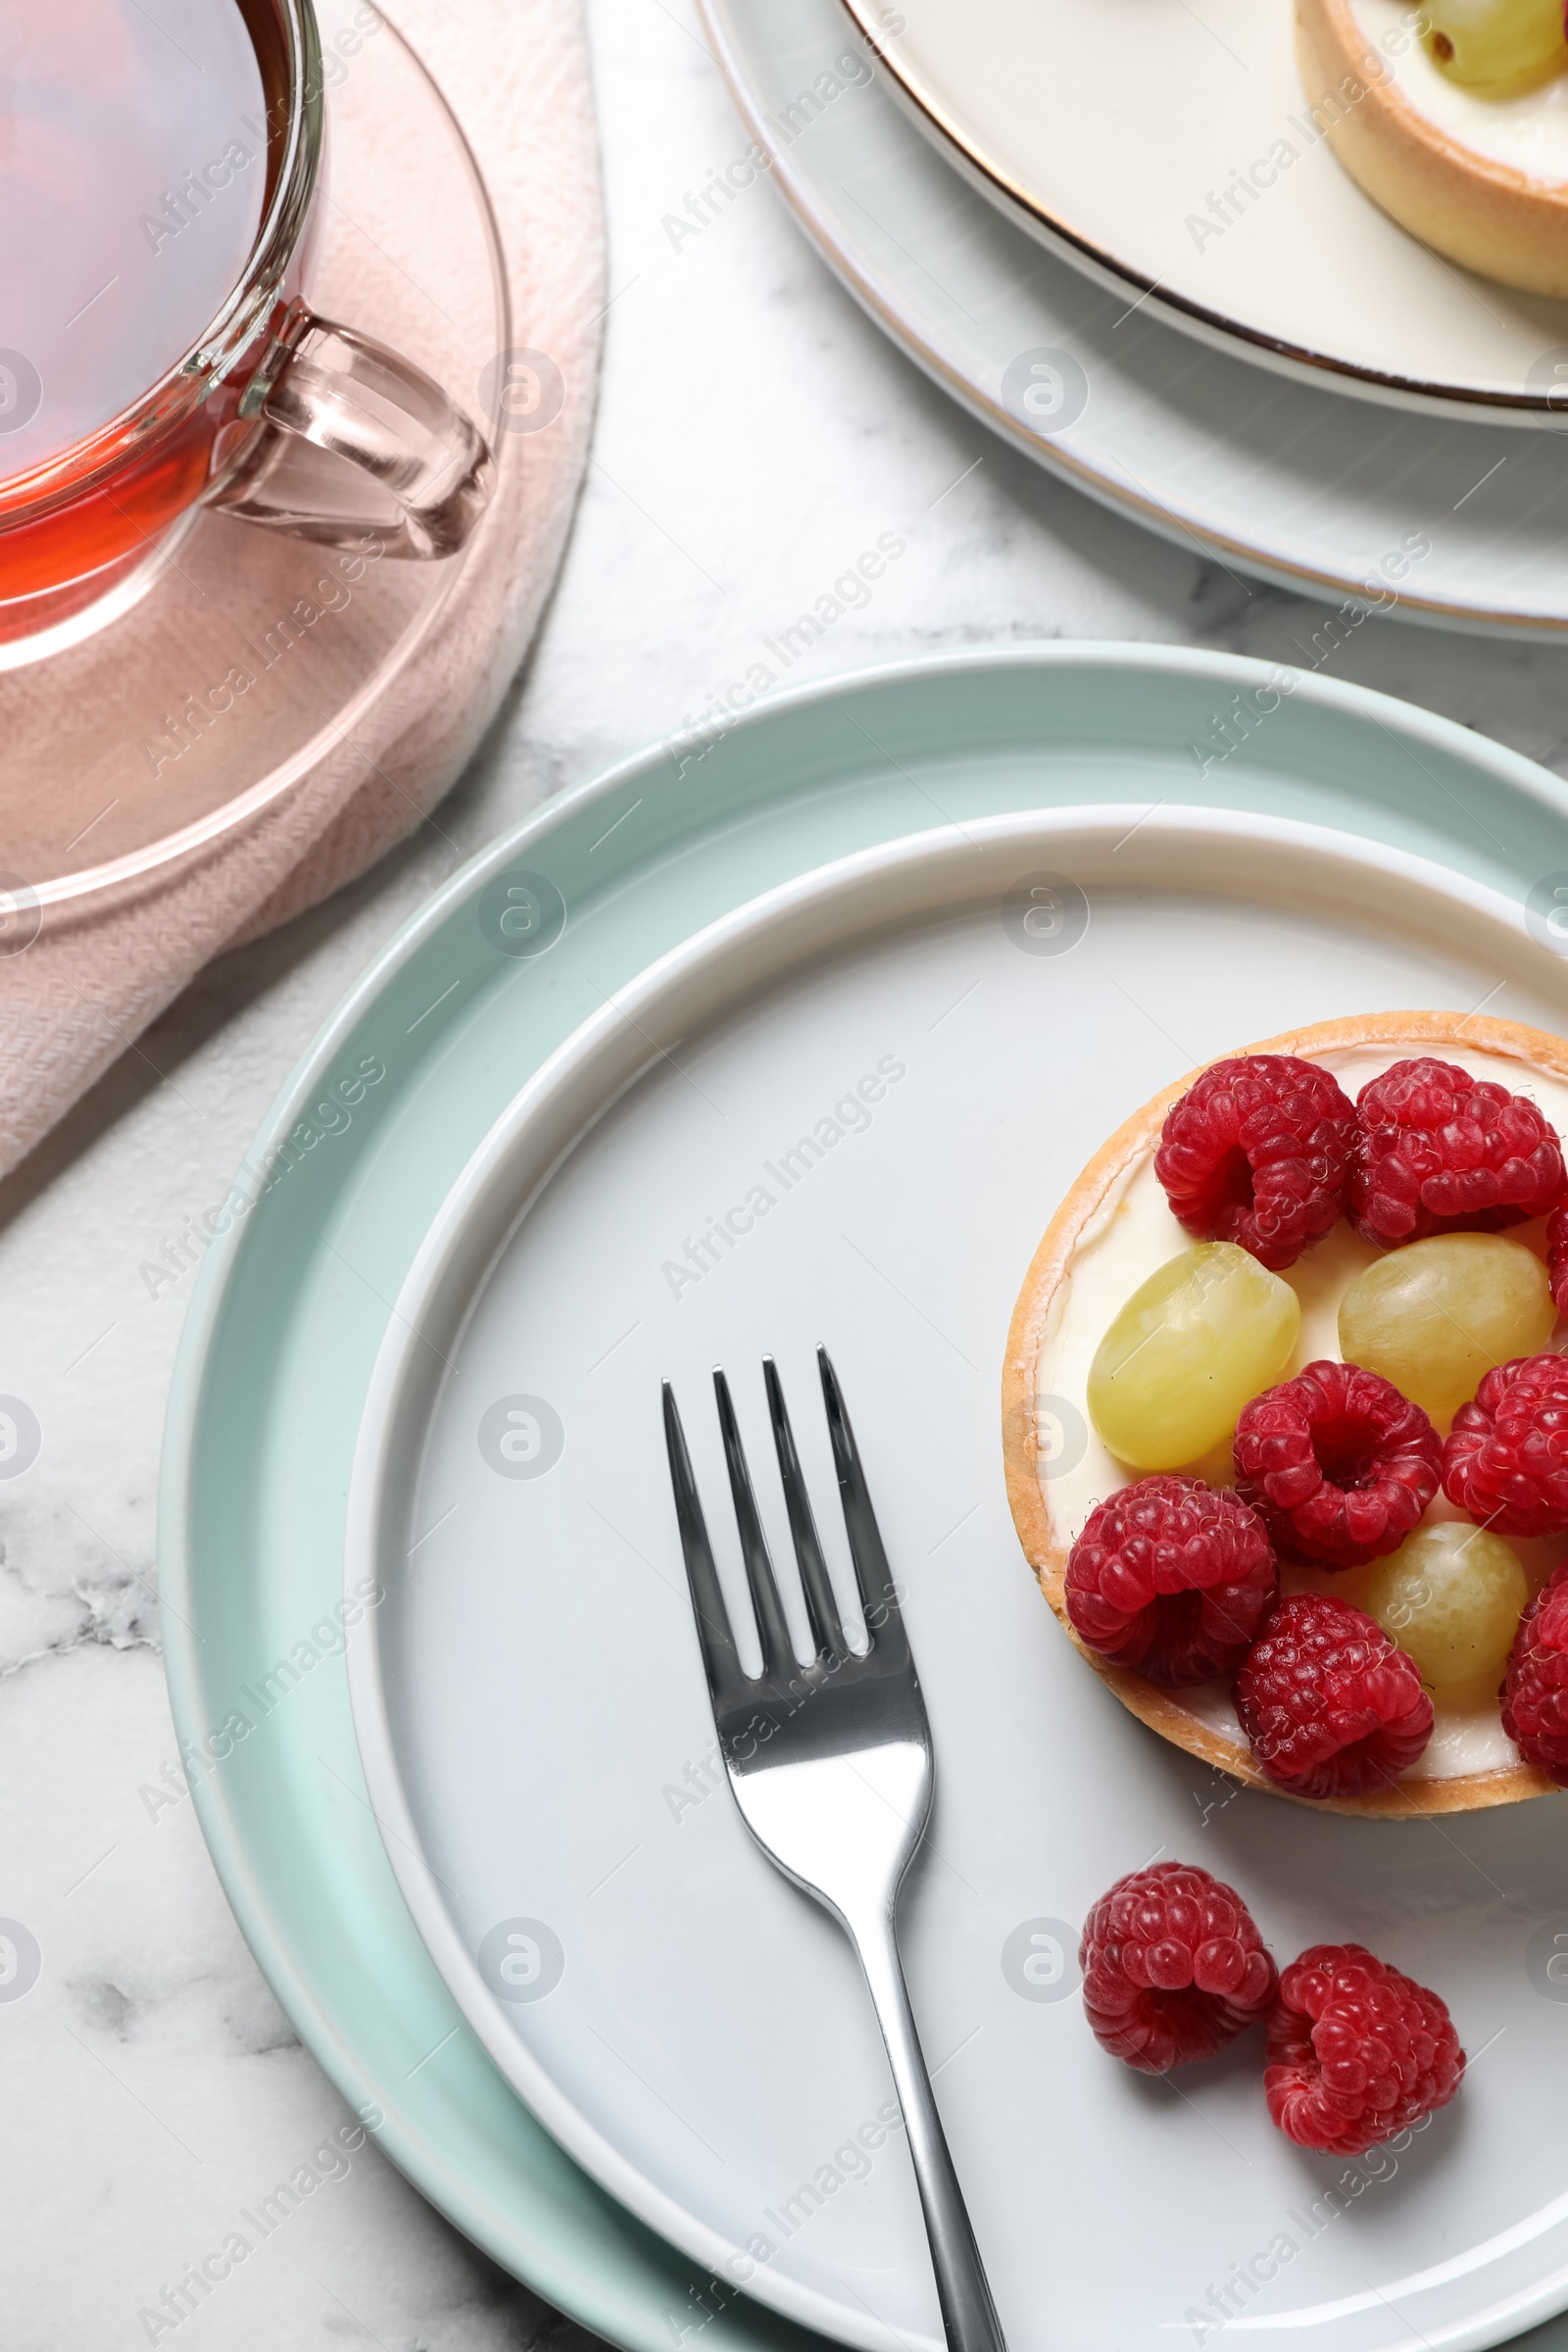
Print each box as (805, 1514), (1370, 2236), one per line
(662, 1348), (1007, 2352)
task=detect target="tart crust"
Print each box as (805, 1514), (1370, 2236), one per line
(1295, 0), (1568, 300)
(1002, 1011), (1568, 1817)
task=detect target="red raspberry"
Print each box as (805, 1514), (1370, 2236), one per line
(1265, 1943), (1464, 2155)
(1154, 1054), (1356, 1271)
(1501, 1563), (1568, 1784)
(1080, 1861), (1277, 2073)
(1443, 1353), (1568, 1538)
(1549, 1203), (1568, 1317)
(1351, 1057), (1565, 1250)
(1234, 1360), (1441, 1570)
(1235, 1592), (1433, 1800)
(1064, 1476), (1277, 1688)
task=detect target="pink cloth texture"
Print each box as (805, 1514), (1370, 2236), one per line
(0, 0), (605, 1177)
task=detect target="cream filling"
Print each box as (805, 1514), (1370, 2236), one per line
(1351, 0), (1568, 181)
(1035, 1043), (1568, 1779)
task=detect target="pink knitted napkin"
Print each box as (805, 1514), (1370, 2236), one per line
(0, 0), (604, 1176)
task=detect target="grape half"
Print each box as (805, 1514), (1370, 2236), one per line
(1365, 1523), (1528, 1686)
(1422, 0), (1568, 88)
(1338, 1232), (1554, 1428)
(1087, 1243), (1299, 1471)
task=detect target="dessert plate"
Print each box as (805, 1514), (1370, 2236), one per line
(346, 803), (1568, 2352)
(703, 0), (1568, 634)
(836, 0), (1568, 415)
(161, 647), (1568, 2352)
(1, 0), (505, 921)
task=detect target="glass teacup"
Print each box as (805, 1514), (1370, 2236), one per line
(0, 0), (493, 654)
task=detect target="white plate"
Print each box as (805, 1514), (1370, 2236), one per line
(349, 803), (1568, 2352)
(838, 0), (1568, 416)
(704, 0), (1568, 635)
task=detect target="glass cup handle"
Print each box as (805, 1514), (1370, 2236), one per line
(209, 311), (494, 560)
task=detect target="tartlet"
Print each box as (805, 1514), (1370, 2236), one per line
(1002, 1011), (1568, 1817)
(1295, 0), (1568, 298)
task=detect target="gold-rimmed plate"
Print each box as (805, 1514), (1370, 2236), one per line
(839, 0), (1568, 416)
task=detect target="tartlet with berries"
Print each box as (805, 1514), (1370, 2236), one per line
(1296, 0), (1568, 299)
(1003, 1011), (1568, 1816)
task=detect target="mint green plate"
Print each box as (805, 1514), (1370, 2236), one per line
(161, 648), (1568, 2352)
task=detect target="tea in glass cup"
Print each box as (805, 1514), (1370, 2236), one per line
(0, 0), (492, 653)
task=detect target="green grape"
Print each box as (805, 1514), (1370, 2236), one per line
(1087, 1243), (1299, 1471)
(1365, 1523), (1528, 1686)
(1338, 1233), (1554, 1429)
(1422, 0), (1568, 88)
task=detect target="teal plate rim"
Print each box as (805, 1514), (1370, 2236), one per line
(158, 644), (1568, 2352)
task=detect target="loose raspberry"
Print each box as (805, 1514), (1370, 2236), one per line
(1443, 1353), (1568, 1538)
(1235, 1592), (1433, 1799)
(1080, 1861), (1277, 2073)
(1064, 1476), (1277, 1688)
(1547, 1203), (1568, 1318)
(1351, 1057), (1565, 1250)
(1265, 1943), (1464, 2155)
(1154, 1054), (1356, 1271)
(1501, 1563), (1568, 1783)
(1234, 1360), (1441, 1570)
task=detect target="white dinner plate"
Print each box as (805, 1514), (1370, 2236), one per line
(702, 0), (1568, 636)
(837, 0), (1568, 416)
(348, 802), (1568, 2352)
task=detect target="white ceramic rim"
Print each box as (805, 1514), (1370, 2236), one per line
(344, 802), (1562, 2352)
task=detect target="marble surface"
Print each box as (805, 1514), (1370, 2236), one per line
(10, 2), (1568, 2347)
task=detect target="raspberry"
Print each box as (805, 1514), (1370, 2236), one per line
(1501, 1563), (1568, 1783)
(1351, 1057), (1565, 1250)
(1064, 1476), (1277, 1688)
(1548, 1203), (1568, 1318)
(1442, 1353), (1568, 1538)
(1235, 1592), (1433, 1799)
(1265, 1943), (1464, 2155)
(1080, 1861), (1277, 2073)
(1234, 1360), (1441, 1570)
(1154, 1054), (1356, 1271)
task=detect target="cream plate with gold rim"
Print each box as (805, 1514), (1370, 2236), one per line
(837, 0), (1568, 414)
(703, 0), (1568, 634)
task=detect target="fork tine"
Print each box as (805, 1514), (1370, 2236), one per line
(662, 1383), (747, 1701)
(713, 1367), (794, 1679)
(817, 1346), (909, 1660)
(763, 1356), (847, 1662)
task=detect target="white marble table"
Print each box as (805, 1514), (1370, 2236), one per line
(9, 2), (1568, 2346)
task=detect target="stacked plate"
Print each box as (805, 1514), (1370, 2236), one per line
(700, 0), (1568, 633)
(155, 0), (1568, 2340)
(167, 643), (1568, 2352)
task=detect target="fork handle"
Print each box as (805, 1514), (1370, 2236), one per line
(846, 1905), (1008, 2352)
